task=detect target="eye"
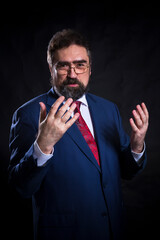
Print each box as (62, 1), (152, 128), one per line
(76, 62), (86, 68)
(57, 62), (69, 69)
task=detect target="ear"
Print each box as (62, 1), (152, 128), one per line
(89, 66), (91, 76)
(49, 64), (52, 75)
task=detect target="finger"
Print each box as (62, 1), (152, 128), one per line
(129, 118), (139, 132)
(39, 102), (47, 123)
(136, 104), (146, 123)
(61, 102), (77, 123)
(55, 98), (73, 119)
(141, 102), (149, 120)
(48, 96), (65, 118)
(132, 109), (143, 128)
(65, 113), (80, 129)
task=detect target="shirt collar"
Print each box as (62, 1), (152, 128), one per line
(77, 94), (88, 107)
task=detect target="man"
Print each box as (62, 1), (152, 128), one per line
(9, 29), (149, 240)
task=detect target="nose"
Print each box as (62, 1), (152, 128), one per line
(67, 67), (77, 78)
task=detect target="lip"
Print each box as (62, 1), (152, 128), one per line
(67, 84), (79, 87)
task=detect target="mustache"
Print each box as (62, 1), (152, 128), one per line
(63, 77), (81, 86)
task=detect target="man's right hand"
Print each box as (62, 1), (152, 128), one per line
(36, 96), (79, 154)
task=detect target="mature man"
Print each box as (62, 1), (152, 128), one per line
(9, 29), (149, 240)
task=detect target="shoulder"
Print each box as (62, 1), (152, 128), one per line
(86, 92), (121, 121)
(18, 93), (48, 112)
(86, 92), (117, 108)
(15, 87), (56, 114)
(12, 91), (50, 125)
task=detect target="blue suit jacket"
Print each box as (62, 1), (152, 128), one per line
(9, 89), (146, 240)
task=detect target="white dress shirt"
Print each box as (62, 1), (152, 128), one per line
(33, 94), (145, 166)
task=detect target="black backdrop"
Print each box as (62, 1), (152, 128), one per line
(1, 3), (160, 239)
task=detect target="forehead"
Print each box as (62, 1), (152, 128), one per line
(54, 44), (89, 62)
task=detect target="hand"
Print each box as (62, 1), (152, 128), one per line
(130, 102), (149, 153)
(36, 96), (79, 154)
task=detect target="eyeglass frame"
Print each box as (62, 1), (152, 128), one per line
(54, 60), (90, 75)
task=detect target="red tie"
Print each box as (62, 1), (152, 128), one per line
(75, 101), (100, 166)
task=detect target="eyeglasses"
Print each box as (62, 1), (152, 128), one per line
(55, 61), (90, 75)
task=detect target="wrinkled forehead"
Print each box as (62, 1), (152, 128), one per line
(53, 44), (89, 64)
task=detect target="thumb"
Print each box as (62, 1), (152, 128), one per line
(39, 102), (47, 123)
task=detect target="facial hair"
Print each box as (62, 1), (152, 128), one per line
(51, 77), (89, 101)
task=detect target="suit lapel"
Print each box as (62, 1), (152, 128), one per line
(86, 94), (109, 171)
(87, 94), (118, 183)
(66, 124), (101, 172)
(46, 89), (58, 110)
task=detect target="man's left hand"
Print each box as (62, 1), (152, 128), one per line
(130, 102), (149, 153)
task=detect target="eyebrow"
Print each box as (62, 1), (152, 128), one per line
(57, 60), (88, 65)
(72, 60), (87, 64)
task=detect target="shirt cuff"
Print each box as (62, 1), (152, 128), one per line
(33, 141), (54, 167)
(131, 142), (146, 165)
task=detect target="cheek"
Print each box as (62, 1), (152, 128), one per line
(51, 68), (66, 86)
(79, 73), (90, 86)
(55, 74), (66, 86)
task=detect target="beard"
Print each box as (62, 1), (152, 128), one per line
(51, 77), (89, 101)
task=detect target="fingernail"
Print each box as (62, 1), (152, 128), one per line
(72, 103), (76, 108)
(68, 98), (73, 103)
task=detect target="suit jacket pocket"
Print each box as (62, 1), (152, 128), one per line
(39, 213), (76, 228)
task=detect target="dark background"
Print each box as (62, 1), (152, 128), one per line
(1, 2), (160, 239)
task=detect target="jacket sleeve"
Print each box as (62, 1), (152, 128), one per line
(8, 107), (53, 198)
(114, 104), (147, 180)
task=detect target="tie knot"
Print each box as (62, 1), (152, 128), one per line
(74, 101), (81, 114)
(75, 101), (81, 110)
